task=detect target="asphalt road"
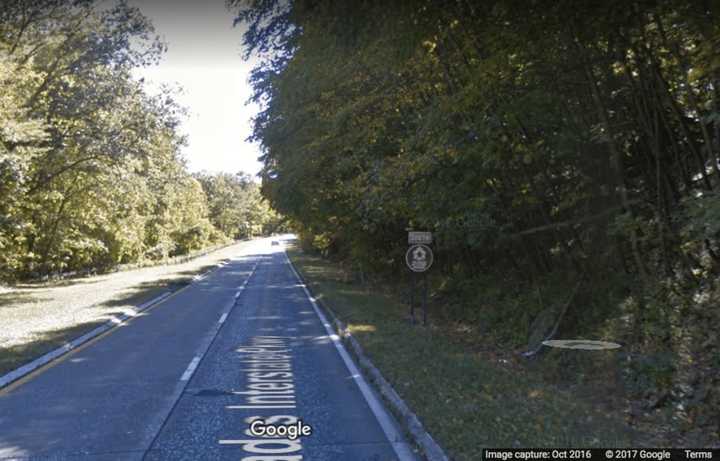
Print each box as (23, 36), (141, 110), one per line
(0, 238), (416, 461)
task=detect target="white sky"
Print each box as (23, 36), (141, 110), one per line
(128, 0), (262, 177)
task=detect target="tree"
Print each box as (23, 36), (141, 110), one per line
(232, 0), (720, 440)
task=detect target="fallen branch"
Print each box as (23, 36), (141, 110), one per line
(507, 199), (643, 238)
(520, 277), (584, 358)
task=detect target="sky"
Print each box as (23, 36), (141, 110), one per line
(127, 0), (262, 177)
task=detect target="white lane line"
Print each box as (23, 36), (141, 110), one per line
(180, 356), (201, 382)
(233, 264), (256, 299)
(284, 252), (416, 461)
(231, 261), (258, 303)
(177, 260), (259, 385)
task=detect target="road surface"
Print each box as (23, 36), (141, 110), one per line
(0, 238), (416, 461)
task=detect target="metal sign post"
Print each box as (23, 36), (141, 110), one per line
(406, 233), (433, 325)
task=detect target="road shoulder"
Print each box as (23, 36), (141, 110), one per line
(285, 246), (449, 461)
(286, 244), (633, 460)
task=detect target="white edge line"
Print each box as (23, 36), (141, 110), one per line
(180, 356), (201, 381)
(284, 251), (416, 461)
(0, 290), (172, 389)
(218, 313), (228, 324)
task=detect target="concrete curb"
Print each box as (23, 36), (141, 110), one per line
(287, 252), (450, 461)
(338, 324), (449, 461)
(0, 263), (223, 391)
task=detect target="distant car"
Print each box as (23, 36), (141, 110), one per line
(271, 240), (279, 246)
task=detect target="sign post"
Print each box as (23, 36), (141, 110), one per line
(406, 232), (433, 325)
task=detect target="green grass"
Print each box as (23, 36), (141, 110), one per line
(287, 246), (634, 459)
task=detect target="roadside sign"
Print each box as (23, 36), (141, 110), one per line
(406, 232), (434, 324)
(405, 244), (433, 272)
(408, 231), (432, 245)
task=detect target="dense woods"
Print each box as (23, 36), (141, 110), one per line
(0, 1), (278, 282)
(232, 0), (720, 443)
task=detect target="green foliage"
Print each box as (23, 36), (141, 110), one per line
(233, 0), (720, 308)
(233, 0), (720, 442)
(0, 2), (279, 281)
(681, 192), (720, 241)
(194, 171), (280, 239)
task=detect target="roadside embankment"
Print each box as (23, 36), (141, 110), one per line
(286, 245), (633, 460)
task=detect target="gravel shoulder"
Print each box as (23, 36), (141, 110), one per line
(0, 239), (257, 375)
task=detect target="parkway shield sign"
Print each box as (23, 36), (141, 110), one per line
(405, 244), (433, 272)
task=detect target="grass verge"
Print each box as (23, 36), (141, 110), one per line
(287, 245), (633, 460)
